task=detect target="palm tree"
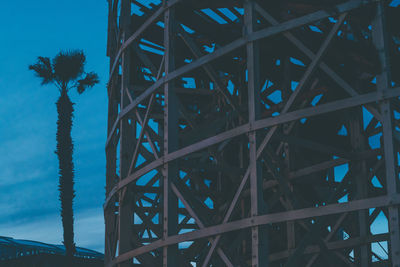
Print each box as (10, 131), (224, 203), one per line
(29, 50), (99, 262)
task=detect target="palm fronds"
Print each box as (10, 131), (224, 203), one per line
(29, 50), (99, 93)
(28, 56), (54, 85)
(76, 72), (100, 94)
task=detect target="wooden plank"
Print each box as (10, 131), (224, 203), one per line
(105, 0), (377, 147)
(104, 87), (400, 209)
(255, 12), (347, 167)
(171, 183), (234, 266)
(372, 2), (400, 266)
(177, 25), (239, 113)
(108, 0), (183, 85)
(253, 2), (382, 121)
(109, 194), (400, 266)
(163, 7), (179, 267)
(271, 233), (388, 262)
(118, 1), (135, 266)
(245, 1), (268, 266)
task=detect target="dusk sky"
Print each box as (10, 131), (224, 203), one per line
(0, 0), (108, 252)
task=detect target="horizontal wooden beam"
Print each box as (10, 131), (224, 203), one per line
(104, 86), (400, 209)
(109, 194), (400, 266)
(105, 0), (377, 147)
(108, 0), (182, 88)
(270, 233), (388, 262)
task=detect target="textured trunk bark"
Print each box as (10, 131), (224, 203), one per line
(55, 89), (76, 263)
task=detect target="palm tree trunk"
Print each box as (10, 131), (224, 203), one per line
(55, 89), (76, 263)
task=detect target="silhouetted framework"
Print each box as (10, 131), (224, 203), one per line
(104, 0), (400, 266)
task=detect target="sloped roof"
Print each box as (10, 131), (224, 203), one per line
(0, 236), (103, 261)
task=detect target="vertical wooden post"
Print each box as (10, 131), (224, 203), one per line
(245, 1), (268, 266)
(118, 0), (134, 266)
(372, 2), (400, 266)
(163, 3), (179, 267)
(105, 0), (119, 265)
(349, 107), (370, 266)
(283, 56), (295, 252)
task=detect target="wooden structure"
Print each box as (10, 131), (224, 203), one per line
(104, 0), (400, 266)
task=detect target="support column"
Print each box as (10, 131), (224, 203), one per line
(245, 1), (268, 266)
(163, 4), (179, 267)
(105, 75), (119, 264)
(372, 2), (400, 266)
(105, 0), (119, 264)
(348, 107), (370, 266)
(283, 56), (295, 252)
(118, 0), (134, 266)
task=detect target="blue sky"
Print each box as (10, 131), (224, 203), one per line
(0, 0), (108, 252)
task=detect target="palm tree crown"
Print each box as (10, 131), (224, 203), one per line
(29, 50), (99, 93)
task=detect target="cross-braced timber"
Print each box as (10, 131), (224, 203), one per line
(105, 0), (400, 266)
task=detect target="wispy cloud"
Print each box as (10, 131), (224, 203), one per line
(0, 0), (108, 253)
